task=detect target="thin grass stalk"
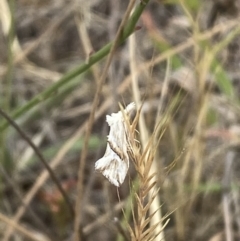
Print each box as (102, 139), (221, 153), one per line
(0, 0), (151, 132)
(125, 112), (165, 241)
(4, 0), (14, 112)
(73, 1), (153, 240)
(1, 17), (237, 132)
(0, 212), (51, 241)
(122, 17), (240, 98)
(0, 0), (15, 207)
(117, 177), (139, 241)
(0, 107), (74, 217)
(74, 3), (100, 84)
(129, 26), (165, 240)
(2, 63), (137, 241)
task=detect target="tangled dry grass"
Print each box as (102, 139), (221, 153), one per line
(1, 0), (240, 241)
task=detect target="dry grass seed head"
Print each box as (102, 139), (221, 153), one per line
(125, 105), (167, 241)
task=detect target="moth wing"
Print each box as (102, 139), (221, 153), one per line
(96, 103), (135, 186)
(107, 119), (128, 151)
(95, 148), (129, 187)
(106, 115), (114, 126)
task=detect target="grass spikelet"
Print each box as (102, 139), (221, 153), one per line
(124, 107), (167, 241)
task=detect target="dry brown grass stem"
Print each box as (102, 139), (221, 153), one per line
(129, 16), (165, 241)
(127, 22), (240, 240)
(74, 3), (100, 83)
(155, 58), (171, 124)
(4, 17), (236, 238)
(2, 100), (110, 241)
(73, 0), (137, 240)
(1, 55), (139, 241)
(126, 115), (168, 241)
(83, 201), (125, 235)
(171, 12), (240, 238)
(0, 107), (74, 217)
(121, 17), (240, 94)
(222, 151), (235, 241)
(14, 6), (74, 65)
(20, 63), (62, 82)
(3, 11), (238, 241)
(0, 3), (74, 78)
(0, 212), (50, 241)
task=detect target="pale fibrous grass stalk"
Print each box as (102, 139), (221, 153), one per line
(128, 11), (166, 239)
(122, 109), (169, 241)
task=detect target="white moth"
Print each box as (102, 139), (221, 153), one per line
(95, 102), (135, 187)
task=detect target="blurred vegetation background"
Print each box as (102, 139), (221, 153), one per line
(0, 0), (240, 240)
